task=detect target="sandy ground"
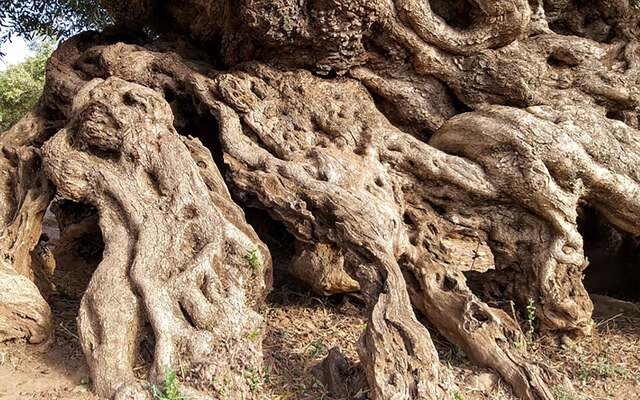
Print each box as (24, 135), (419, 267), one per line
(1, 284), (639, 400)
(0, 293), (97, 400)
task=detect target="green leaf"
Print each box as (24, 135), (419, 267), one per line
(0, 41), (53, 132)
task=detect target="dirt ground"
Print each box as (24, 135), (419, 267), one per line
(0, 293), (97, 400)
(2, 282), (639, 400)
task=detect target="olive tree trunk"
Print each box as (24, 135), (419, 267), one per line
(2, 0), (640, 399)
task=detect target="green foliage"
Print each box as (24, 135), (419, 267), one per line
(149, 368), (187, 400)
(243, 369), (262, 393)
(243, 367), (273, 394)
(0, 41), (52, 131)
(526, 297), (536, 338)
(80, 376), (92, 387)
(247, 329), (260, 341)
(574, 355), (639, 383)
(443, 346), (466, 365)
(633, 0), (640, 9)
(0, 0), (110, 47)
(307, 338), (326, 359)
(551, 385), (583, 400)
(247, 249), (262, 272)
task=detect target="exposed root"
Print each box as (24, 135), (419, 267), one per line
(42, 78), (271, 399)
(0, 111), (56, 343)
(2, 1), (640, 397)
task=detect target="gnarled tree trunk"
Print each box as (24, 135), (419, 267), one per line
(41, 77), (271, 399)
(0, 110), (56, 343)
(2, 0), (640, 399)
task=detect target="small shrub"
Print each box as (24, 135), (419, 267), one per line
(149, 368), (186, 400)
(307, 339), (326, 359)
(551, 385), (582, 400)
(526, 298), (536, 338)
(247, 249), (262, 272)
(574, 355), (639, 383)
(243, 369), (262, 393)
(247, 329), (260, 341)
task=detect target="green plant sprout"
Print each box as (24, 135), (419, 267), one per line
(149, 368), (187, 400)
(247, 249), (262, 272)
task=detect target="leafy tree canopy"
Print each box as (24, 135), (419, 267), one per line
(0, 41), (52, 131)
(0, 0), (109, 48)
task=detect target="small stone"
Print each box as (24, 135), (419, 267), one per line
(465, 372), (499, 392)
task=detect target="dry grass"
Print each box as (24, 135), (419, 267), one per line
(2, 279), (640, 400)
(262, 286), (640, 400)
(537, 308), (640, 400)
(263, 284), (366, 399)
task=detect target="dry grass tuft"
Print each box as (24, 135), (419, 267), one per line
(263, 284), (366, 400)
(263, 287), (640, 400)
(2, 278), (640, 400)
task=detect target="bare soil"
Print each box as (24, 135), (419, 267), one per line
(0, 294), (96, 400)
(1, 284), (639, 400)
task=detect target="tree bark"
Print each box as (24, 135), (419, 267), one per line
(41, 77), (271, 399)
(0, 110), (56, 343)
(1, 1), (640, 399)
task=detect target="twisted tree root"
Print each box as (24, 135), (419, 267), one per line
(42, 77), (271, 399)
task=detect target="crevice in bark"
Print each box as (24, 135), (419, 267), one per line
(430, 0), (477, 29)
(579, 206), (640, 301)
(46, 200), (104, 299)
(243, 207), (296, 281)
(545, 0), (639, 43)
(176, 108), (228, 178)
(606, 109), (626, 122)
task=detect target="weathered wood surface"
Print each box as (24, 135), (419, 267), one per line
(1, 1), (640, 398)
